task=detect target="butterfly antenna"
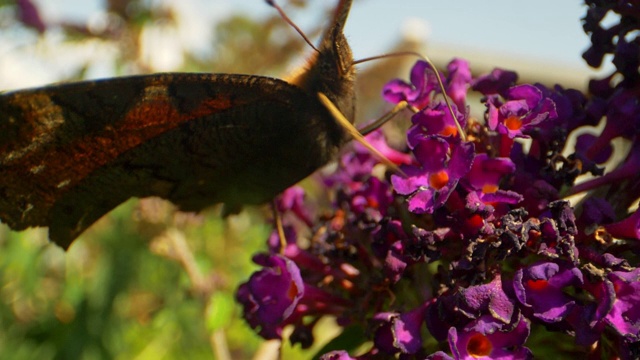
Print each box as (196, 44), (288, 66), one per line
(266, 0), (320, 53)
(355, 51), (467, 142)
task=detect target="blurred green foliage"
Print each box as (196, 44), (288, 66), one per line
(0, 199), (272, 359)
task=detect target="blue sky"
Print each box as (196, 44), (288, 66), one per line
(5, 0), (605, 89)
(44, 0), (593, 67)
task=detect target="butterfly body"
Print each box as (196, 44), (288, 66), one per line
(0, 0), (355, 249)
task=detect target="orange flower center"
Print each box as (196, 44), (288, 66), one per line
(441, 125), (458, 137)
(481, 184), (499, 194)
(504, 115), (523, 130)
(467, 333), (493, 357)
(429, 170), (450, 189)
(287, 280), (300, 301)
(527, 279), (549, 291)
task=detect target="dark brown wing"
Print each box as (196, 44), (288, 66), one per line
(0, 73), (347, 248)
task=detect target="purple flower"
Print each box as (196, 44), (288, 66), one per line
(276, 186), (314, 226)
(584, 89), (640, 160)
(605, 268), (640, 338)
(567, 272), (620, 347)
(513, 261), (583, 323)
(569, 140), (640, 197)
(448, 314), (532, 360)
(486, 84), (558, 139)
(575, 132), (613, 165)
(471, 68), (518, 96)
(232, 4), (640, 355)
(372, 303), (428, 355)
(465, 154), (515, 193)
(327, 130), (412, 186)
(408, 101), (466, 144)
(360, 129), (413, 166)
(319, 351), (356, 360)
(582, 1), (640, 88)
(462, 154), (522, 211)
(236, 254), (304, 339)
(426, 352), (455, 360)
(457, 275), (517, 325)
(391, 137), (475, 214)
(17, 0), (46, 33)
(446, 58), (472, 110)
(426, 275), (518, 342)
(383, 60), (438, 109)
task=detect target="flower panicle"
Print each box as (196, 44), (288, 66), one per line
(237, 2), (640, 358)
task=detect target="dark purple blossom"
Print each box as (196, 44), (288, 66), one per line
(569, 140), (640, 198)
(582, 0), (640, 88)
(319, 351), (356, 360)
(575, 132), (612, 165)
(448, 314), (532, 360)
(276, 185), (314, 226)
(372, 304), (428, 355)
(605, 268), (640, 338)
(425, 352), (455, 360)
(584, 89), (640, 160)
(513, 261), (583, 323)
(457, 275), (516, 325)
(236, 254), (304, 339)
(471, 68), (518, 96)
(426, 275), (518, 342)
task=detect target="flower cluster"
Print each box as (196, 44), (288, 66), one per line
(237, 1), (640, 358)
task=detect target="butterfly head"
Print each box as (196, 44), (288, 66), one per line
(286, 0), (355, 123)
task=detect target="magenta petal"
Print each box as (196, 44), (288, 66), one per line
(605, 269), (640, 337)
(447, 141), (476, 179)
(414, 136), (450, 171)
(425, 351), (455, 360)
(506, 84), (543, 109)
(391, 166), (429, 195)
(446, 58), (472, 110)
(373, 305), (427, 355)
(407, 188), (437, 214)
(603, 208), (640, 240)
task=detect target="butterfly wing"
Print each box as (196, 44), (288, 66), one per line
(0, 73), (347, 248)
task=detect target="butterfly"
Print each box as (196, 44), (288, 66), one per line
(0, 0), (357, 249)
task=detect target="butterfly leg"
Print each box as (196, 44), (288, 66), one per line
(271, 199), (287, 254)
(357, 100), (412, 136)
